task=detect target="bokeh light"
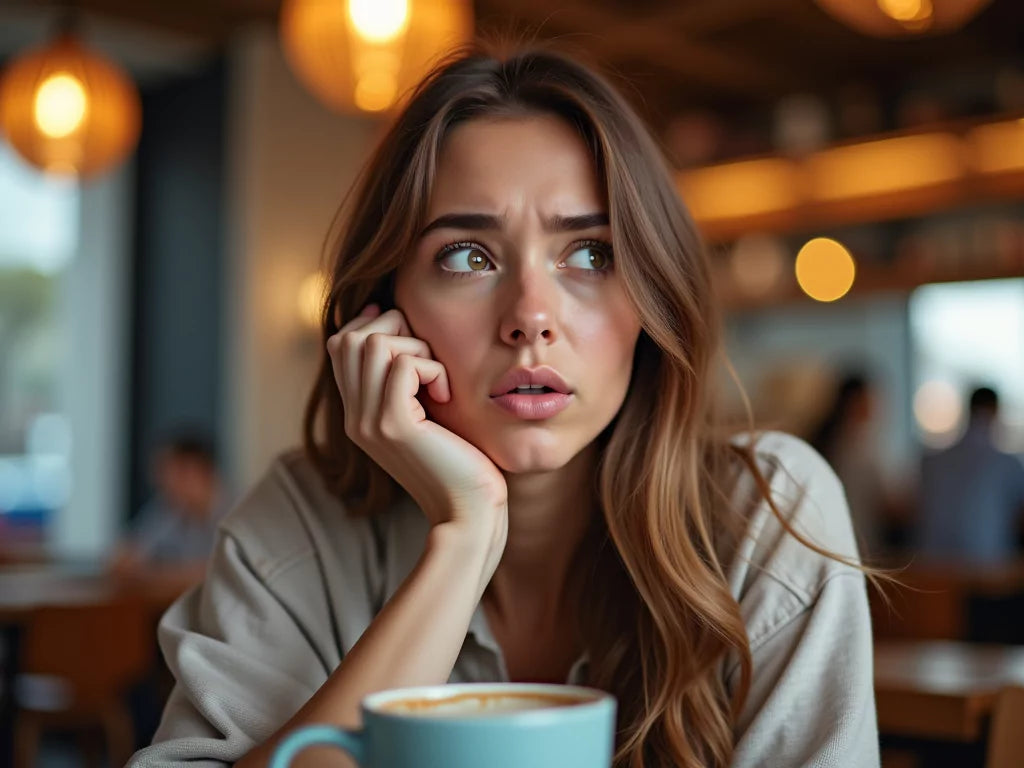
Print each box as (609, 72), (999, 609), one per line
(298, 271), (330, 330)
(795, 237), (857, 302)
(878, 0), (934, 26)
(913, 379), (962, 441)
(354, 70), (399, 112)
(33, 73), (88, 138)
(348, 0), (410, 43)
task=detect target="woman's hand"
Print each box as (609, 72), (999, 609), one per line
(327, 303), (508, 566)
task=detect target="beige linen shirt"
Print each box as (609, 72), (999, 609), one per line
(129, 431), (879, 767)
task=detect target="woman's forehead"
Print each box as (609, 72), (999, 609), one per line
(428, 115), (604, 217)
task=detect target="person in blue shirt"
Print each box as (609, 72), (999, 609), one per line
(917, 387), (1024, 566)
(111, 433), (228, 575)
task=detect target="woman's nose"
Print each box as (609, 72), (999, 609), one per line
(498, 264), (560, 346)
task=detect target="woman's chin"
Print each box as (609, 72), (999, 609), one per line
(428, 406), (581, 474)
(482, 441), (576, 476)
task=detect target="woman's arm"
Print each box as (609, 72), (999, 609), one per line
(235, 520), (499, 768)
(128, 500), (503, 768)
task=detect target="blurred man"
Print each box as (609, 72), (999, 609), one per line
(111, 433), (228, 575)
(917, 387), (1024, 566)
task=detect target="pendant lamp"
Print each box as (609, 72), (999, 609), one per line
(0, 29), (141, 178)
(814, 0), (993, 37)
(280, 0), (473, 115)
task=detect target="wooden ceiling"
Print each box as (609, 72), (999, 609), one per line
(11, 0), (1024, 134)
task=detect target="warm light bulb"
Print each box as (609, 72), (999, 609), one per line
(33, 72), (88, 138)
(354, 71), (398, 112)
(876, 0), (933, 26)
(795, 238), (856, 303)
(347, 0), (410, 43)
(298, 271), (330, 329)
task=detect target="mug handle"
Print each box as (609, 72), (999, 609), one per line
(269, 724), (368, 768)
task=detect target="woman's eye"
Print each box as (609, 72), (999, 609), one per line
(563, 242), (613, 272)
(437, 244), (492, 274)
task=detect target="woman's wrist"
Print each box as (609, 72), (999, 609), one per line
(426, 513), (507, 597)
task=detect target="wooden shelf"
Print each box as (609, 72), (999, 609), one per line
(718, 261), (1024, 313)
(678, 111), (1024, 244)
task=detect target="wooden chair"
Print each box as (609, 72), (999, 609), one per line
(14, 599), (155, 768)
(986, 685), (1024, 768)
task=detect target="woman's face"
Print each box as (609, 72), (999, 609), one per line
(394, 114), (642, 474)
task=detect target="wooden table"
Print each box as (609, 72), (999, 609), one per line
(875, 640), (1024, 741)
(0, 562), (203, 766)
(0, 562), (201, 620)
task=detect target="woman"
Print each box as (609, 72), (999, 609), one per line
(130, 42), (878, 768)
(809, 372), (889, 559)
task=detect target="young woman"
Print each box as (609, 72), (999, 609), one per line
(130, 42), (879, 768)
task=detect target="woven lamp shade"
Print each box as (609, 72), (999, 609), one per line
(0, 33), (141, 178)
(280, 0), (473, 115)
(814, 0), (992, 36)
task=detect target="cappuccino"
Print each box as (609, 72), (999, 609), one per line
(379, 691), (587, 718)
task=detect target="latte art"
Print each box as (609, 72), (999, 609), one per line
(380, 691), (588, 718)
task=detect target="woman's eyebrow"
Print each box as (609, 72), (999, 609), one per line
(546, 212), (609, 232)
(419, 212), (501, 236)
(418, 211), (609, 237)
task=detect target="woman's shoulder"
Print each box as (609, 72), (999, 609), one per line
(724, 429), (862, 611)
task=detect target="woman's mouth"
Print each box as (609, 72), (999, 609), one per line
(490, 389), (573, 419)
(508, 385), (556, 394)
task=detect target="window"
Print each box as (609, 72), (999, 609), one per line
(0, 141), (78, 542)
(909, 278), (1024, 452)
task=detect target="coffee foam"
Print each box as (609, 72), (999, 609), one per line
(379, 691), (587, 718)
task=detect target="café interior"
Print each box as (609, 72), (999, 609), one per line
(1, 0), (1024, 766)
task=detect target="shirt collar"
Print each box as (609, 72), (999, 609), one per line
(382, 496), (591, 685)
(466, 599), (590, 684)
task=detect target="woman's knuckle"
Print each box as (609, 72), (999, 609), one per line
(339, 332), (360, 353)
(378, 415), (402, 441)
(365, 332), (387, 351)
(354, 426), (374, 445)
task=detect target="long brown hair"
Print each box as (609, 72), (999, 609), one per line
(304, 39), (866, 768)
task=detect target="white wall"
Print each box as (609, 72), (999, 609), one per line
(224, 25), (381, 490)
(52, 162), (134, 558)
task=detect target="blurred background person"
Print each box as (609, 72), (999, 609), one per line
(917, 386), (1024, 567)
(110, 431), (228, 577)
(809, 371), (890, 561)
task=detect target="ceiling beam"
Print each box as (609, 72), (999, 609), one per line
(482, 0), (800, 97)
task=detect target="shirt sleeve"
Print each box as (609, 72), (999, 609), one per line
(1010, 454), (1024, 508)
(127, 530), (326, 767)
(728, 571), (879, 768)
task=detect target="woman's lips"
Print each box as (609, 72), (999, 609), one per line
(489, 392), (573, 420)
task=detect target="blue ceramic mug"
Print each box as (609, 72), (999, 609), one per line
(269, 682), (617, 768)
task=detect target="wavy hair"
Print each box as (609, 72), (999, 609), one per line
(303, 39), (866, 767)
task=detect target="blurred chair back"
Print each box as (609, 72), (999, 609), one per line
(21, 598), (153, 708)
(15, 598), (155, 768)
(986, 686), (1024, 768)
